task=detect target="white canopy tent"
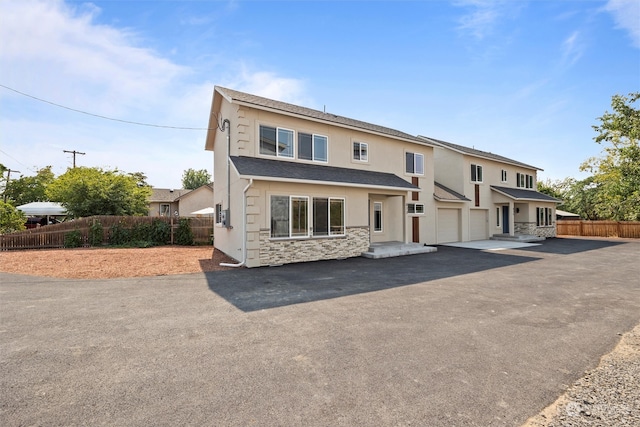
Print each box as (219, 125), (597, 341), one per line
(17, 202), (67, 216)
(190, 207), (214, 216)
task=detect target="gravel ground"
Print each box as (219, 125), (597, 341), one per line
(523, 324), (640, 426)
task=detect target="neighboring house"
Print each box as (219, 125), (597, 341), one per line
(419, 137), (561, 242)
(148, 184), (213, 217)
(556, 209), (580, 220)
(204, 86), (559, 267)
(205, 86), (437, 267)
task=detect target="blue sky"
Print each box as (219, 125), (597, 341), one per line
(1, 0), (639, 189)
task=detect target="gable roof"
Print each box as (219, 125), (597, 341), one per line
(175, 183), (213, 201)
(433, 182), (471, 202)
(215, 86), (432, 146)
(418, 135), (541, 171)
(150, 188), (191, 203)
(231, 156), (418, 191)
(490, 185), (561, 202)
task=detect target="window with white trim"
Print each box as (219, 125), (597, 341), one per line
(353, 142), (368, 161)
(270, 195), (308, 238)
(536, 207), (553, 226)
(299, 133), (328, 162)
(407, 203), (425, 215)
(260, 125), (294, 158)
(517, 173), (534, 189)
(471, 164), (483, 183)
(373, 202), (383, 232)
(160, 204), (170, 216)
(501, 169), (507, 182)
(405, 152), (424, 175)
(313, 198), (345, 236)
(496, 207), (501, 227)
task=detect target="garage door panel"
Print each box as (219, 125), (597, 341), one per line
(437, 208), (460, 243)
(470, 210), (488, 241)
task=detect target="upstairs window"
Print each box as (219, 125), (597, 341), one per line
(517, 173), (534, 188)
(260, 125), (294, 158)
(353, 142), (368, 161)
(407, 203), (425, 215)
(405, 152), (424, 175)
(299, 133), (328, 162)
(501, 169), (507, 182)
(471, 164), (483, 183)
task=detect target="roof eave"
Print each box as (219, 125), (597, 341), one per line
(236, 174), (419, 192)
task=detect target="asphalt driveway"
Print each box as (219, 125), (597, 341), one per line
(1, 237), (639, 426)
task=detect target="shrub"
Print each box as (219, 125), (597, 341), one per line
(64, 230), (83, 248)
(89, 220), (104, 246)
(108, 222), (131, 246)
(175, 218), (194, 246)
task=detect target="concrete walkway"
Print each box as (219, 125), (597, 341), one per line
(1, 237), (639, 426)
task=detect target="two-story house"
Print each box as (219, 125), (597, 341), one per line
(204, 86), (438, 267)
(205, 86), (560, 267)
(420, 137), (560, 242)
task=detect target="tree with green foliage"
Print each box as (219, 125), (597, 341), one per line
(181, 168), (211, 190)
(0, 200), (26, 233)
(46, 167), (152, 218)
(3, 166), (55, 206)
(581, 92), (640, 220)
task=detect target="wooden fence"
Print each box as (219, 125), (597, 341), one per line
(0, 216), (214, 251)
(557, 220), (640, 238)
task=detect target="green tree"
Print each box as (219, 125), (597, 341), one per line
(46, 167), (152, 218)
(181, 168), (211, 190)
(581, 92), (640, 220)
(0, 200), (26, 233)
(3, 166), (55, 206)
(537, 179), (564, 200)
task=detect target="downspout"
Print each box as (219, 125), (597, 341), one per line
(219, 178), (253, 268)
(223, 118), (231, 229)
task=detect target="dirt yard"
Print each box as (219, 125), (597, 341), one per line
(0, 246), (238, 279)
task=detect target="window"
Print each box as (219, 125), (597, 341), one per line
(407, 203), (425, 215)
(517, 173), (534, 188)
(373, 202), (383, 232)
(160, 204), (170, 216)
(270, 195), (309, 238)
(471, 164), (483, 183)
(501, 170), (507, 182)
(313, 198), (345, 236)
(353, 142), (368, 161)
(299, 133), (328, 162)
(260, 125), (294, 158)
(536, 207), (553, 226)
(405, 152), (424, 175)
(496, 207), (501, 227)
(215, 203), (223, 225)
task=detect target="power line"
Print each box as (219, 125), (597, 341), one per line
(0, 84), (213, 131)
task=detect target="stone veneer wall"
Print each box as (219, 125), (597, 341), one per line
(258, 226), (370, 266)
(515, 222), (557, 238)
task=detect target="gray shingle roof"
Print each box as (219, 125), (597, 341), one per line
(434, 182), (471, 202)
(491, 185), (561, 202)
(216, 86), (430, 145)
(419, 136), (541, 170)
(231, 156), (418, 191)
(150, 188), (191, 202)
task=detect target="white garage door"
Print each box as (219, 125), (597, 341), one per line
(470, 209), (488, 241)
(437, 208), (460, 243)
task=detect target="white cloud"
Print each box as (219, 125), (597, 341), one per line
(561, 30), (585, 67)
(605, 0), (640, 48)
(454, 0), (514, 40)
(0, 0), (307, 188)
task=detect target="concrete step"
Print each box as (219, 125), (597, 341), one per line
(490, 234), (546, 243)
(362, 242), (437, 259)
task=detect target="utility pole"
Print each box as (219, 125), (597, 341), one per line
(63, 150), (86, 168)
(3, 168), (21, 202)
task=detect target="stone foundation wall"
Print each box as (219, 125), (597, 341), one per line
(259, 226), (370, 266)
(515, 222), (557, 238)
